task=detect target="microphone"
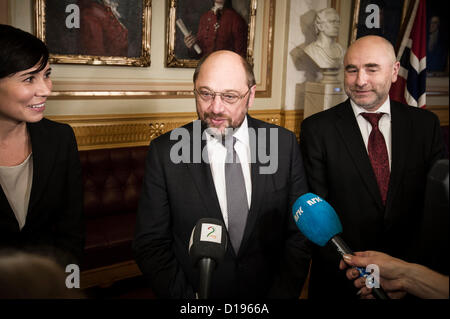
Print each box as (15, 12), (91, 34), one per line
(189, 218), (227, 299)
(292, 193), (389, 299)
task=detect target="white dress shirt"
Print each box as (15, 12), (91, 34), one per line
(350, 97), (392, 169)
(205, 116), (252, 228)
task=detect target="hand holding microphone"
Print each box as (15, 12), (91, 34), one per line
(339, 251), (408, 299)
(189, 218), (227, 299)
(292, 193), (390, 299)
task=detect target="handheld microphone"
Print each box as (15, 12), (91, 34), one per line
(292, 193), (389, 299)
(189, 218), (227, 299)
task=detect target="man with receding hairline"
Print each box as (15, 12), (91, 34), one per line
(300, 35), (445, 299)
(134, 50), (311, 299)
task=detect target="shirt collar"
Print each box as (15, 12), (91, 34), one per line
(350, 96), (391, 117)
(233, 116), (249, 147)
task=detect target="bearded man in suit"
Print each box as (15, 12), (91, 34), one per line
(133, 50), (311, 298)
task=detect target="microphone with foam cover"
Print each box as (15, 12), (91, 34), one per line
(292, 193), (389, 299)
(189, 218), (227, 299)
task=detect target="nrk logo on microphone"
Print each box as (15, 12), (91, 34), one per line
(293, 195), (322, 223)
(200, 223), (223, 244)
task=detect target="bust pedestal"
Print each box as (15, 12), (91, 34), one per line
(303, 81), (347, 119)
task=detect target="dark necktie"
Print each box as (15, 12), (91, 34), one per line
(225, 136), (249, 254)
(361, 113), (390, 205)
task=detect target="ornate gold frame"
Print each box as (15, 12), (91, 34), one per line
(35, 0), (152, 66)
(166, 0), (257, 68)
(41, 0), (273, 98)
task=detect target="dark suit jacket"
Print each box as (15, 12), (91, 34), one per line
(0, 119), (84, 266)
(300, 100), (445, 299)
(133, 116), (312, 299)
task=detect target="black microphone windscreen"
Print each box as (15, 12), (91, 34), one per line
(189, 218), (227, 266)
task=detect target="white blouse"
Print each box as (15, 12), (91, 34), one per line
(0, 153), (33, 230)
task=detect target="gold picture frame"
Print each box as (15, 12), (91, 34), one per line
(35, 0), (152, 66)
(166, 0), (257, 68)
(42, 0), (274, 98)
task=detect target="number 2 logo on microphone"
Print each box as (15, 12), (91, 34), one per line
(200, 223), (222, 244)
(207, 226), (217, 239)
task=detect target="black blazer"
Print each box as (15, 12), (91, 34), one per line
(300, 100), (445, 299)
(0, 118), (84, 265)
(133, 116), (312, 299)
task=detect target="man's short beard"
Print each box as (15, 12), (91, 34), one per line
(200, 113), (243, 137)
(196, 96), (249, 137)
(345, 88), (386, 111)
(355, 94), (385, 111)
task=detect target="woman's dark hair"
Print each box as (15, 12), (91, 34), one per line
(0, 24), (49, 78)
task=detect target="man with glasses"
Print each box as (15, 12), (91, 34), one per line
(133, 50), (311, 298)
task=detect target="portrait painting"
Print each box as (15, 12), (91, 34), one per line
(426, 0), (449, 76)
(166, 0), (257, 68)
(35, 0), (151, 66)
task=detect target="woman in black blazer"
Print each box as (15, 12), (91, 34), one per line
(0, 24), (84, 266)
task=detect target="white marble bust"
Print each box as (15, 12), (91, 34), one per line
(304, 8), (344, 70)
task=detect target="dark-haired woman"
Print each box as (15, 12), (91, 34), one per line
(0, 24), (84, 266)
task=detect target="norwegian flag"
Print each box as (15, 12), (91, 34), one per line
(390, 0), (427, 108)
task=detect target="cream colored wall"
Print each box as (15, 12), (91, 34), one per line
(284, 0), (328, 111)
(8, 0), (286, 116)
(5, 0), (448, 117)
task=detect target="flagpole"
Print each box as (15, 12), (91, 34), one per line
(396, 0), (420, 60)
(395, 0), (418, 54)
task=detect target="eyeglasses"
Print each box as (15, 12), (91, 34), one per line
(194, 87), (251, 105)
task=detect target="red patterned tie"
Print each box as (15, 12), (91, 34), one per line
(361, 113), (390, 205)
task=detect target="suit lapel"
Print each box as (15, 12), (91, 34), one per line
(335, 101), (384, 210)
(0, 121), (56, 230)
(0, 185), (18, 229)
(385, 102), (410, 219)
(185, 122), (223, 221)
(26, 121), (57, 221)
(238, 116), (267, 255)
